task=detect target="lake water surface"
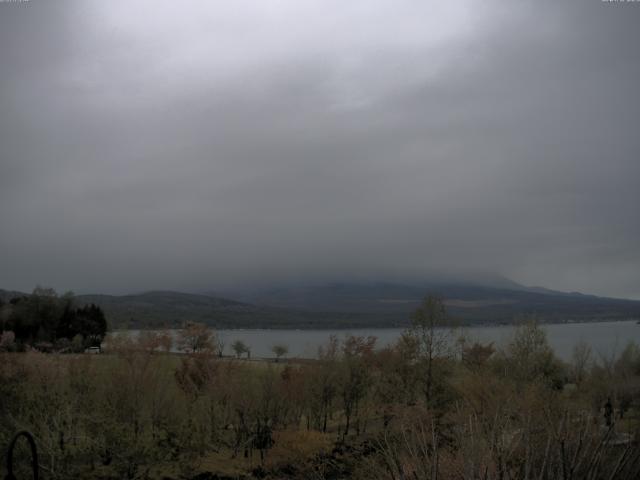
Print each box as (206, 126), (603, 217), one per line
(124, 320), (640, 361)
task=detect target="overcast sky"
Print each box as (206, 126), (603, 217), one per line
(1, 0), (639, 298)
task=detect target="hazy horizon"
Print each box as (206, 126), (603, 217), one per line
(2, 1), (639, 299)
(3, 271), (640, 303)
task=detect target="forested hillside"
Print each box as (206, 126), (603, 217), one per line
(3, 281), (640, 330)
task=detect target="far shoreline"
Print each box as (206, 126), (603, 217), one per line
(113, 317), (640, 332)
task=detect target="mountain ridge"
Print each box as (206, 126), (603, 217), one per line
(3, 278), (640, 329)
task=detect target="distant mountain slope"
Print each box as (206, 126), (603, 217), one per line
(0, 289), (26, 303)
(3, 280), (640, 329)
(1, 288), (400, 329)
(75, 291), (303, 329)
(232, 281), (640, 324)
(73, 290), (402, 329)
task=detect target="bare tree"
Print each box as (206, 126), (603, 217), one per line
(216, 335), (225, 357)
(177, 322), (215, 353)
(340, 335), (376, 437)
(407, 295), (455, 404)
(271, 344), (288, 362)
(232, 339), (249, 358)
(506, 319), (559, 384)
(571, 340), (592, 384)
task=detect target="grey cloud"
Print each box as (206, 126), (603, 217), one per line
(1, 0), (639, 298)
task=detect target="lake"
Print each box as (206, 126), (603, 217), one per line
(121, 320), (640, 361)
